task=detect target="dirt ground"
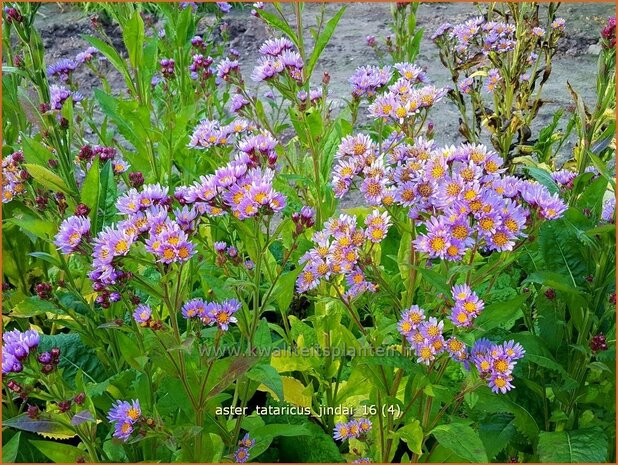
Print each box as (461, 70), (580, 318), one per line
(35, 2), (614, 151)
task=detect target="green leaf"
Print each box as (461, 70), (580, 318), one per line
(396, 419), (423, 455)
(525, 166), (559, 194)
(21, 136), (52, 165)
(473, 388), (539, 441)
(123, 11), (145, 68)
(23, 164), (73, 196)
(431, 423), (488, 462)
(537, 427), (608, 462)
(30, 440), (84, 463)
(510, 333), (572, 378)
(3, 415), (76, 439)
(538, 219), (588, 287)
(247, 364), (284, 401)
(39, 333), (108, 388)
(306, 7), (346, 78)
(256, 10), (298, 49)
(82, 35), (135, 94)
(2, 432), (21, 463)
(475, 294), (527, 332)
(11, 297), (58, 318)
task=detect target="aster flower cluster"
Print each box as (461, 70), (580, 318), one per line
(397, 303), (525, 393)
(188, 118), (255, 149)
(334, 138), (566, 258)
(333, 418), (372, 441)
(433, 14), (565, 100)
(367, 64), (446, 124)
(107, 400), (142, 441)
(349, 65), (392, 98)
(182, 298), (241, 331)
(296, 211), (391, 299)
(47, 58), (77, 83)
(54, 215), (91, 254)
(189, 54), (214, 83)
(449, 284), (484, 328)
(398, 307), (453, 365)
(86, 184), (198, 305)
(2, 329), (40, 374)
(216, 57), (240, 82)
(471, 339), (525, 393)
(49, 85), (83, 111)
(2, 151), (26, 203)
(234, 433), (255, 463)
(251, 38), (304, 83)
(180, 128), (287, 220)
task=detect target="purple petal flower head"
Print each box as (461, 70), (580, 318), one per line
(108, 399), (141, 442)
(179, 2), (197, 11)
(333, 422), (352, 441)
(234, 448), (250, 463)
(182, 298), (209, 320)
(394, 62), (428, 84)
(216, 2), (232, 13)
(551, 169), (576, 188)
(259, 37), (294, 56)
(75, 47), (99, 65)
(2, 351), (22, 374)
(238, 433), (255, 449)
(349, 65), (392, 98)
(431, 22), (453, 41)
(398, 305), (426, 337)
(484, 68), (502, 93)
(2, 151), (26, 204)
(531, 27), (545, 38)
(49, 85), (83, 111)
(229, 93), (249, 113)
(47, 58), (77, 82)
(458, 76), (474, 94)
(216, 58), (240, 81)
(54, 215), (91, 254)
(209, 299), (241, 331)
(601, 196), (615, 223)
(133, 304), (152, 326)
(489, 372), (515, 394)
(551, 18), (566, 32)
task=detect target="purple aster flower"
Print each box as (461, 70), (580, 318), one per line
(216, 2), (232, 13)
(49, 85), (83, 111)
(234, 447), (250, 463)
(484, 68), (502, 93)
(333, 422), (352, 441)
(75, 47), (98, 65)
(238, 433), (255, 449)
(47, 58), (77, 82)
(602, 196), (615, 222)
(54, 215), (91, 254)
(2, 351), (22, 374)
(489, 372), (515, 393)
(458, 76), (474, 94)
(133, 304), (152, 326)
(216, 58), (240, 81)
(229, 93), (249, 113)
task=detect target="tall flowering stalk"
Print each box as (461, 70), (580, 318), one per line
(433, 3), (564, 162)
